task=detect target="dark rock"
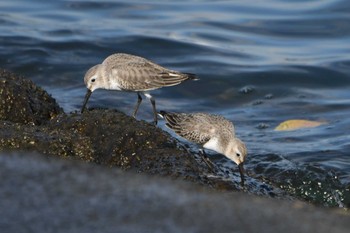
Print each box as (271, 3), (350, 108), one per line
(239, 85), (255, 94)
(0, 69), (62, 125)
(0, 108), (246, 190)
(256, 122), (270, 129)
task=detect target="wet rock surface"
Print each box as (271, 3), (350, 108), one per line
(0, 109), (213, 184)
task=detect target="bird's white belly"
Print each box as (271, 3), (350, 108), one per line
(107, 80), (123, 91)
(203, 137), (220, 153)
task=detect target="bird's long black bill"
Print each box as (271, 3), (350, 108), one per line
(81, 89), (92, 113)
(238, 163), (245, 187)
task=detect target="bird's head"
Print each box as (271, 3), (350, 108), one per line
(226, 138), (247, 166)
(84, 64), (102, 92)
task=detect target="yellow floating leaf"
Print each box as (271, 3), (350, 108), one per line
(275, 119), (326, 131)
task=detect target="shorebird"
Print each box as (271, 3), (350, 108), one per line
(81, 53), (198, 124)
(159, 111), (247, 185)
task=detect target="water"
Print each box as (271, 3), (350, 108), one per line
(0, 0), (349, 207)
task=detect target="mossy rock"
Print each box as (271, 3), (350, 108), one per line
(0, 69), (62, 125)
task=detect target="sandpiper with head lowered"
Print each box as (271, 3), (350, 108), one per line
(159, 111), (247, 185)
(81, 53), (198, 124)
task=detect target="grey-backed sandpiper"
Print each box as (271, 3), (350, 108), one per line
(81, 53), (198, 124)
(159, 111), (247, 185)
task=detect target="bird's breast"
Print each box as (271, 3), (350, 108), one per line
(107, 80), (123, 91)
(203, 137), (221, 153)
(105, 70), (123, 91)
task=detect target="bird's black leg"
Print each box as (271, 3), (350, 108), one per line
(133, 92), (142, 119)
(81, 89), (92, 113)
(238, 163), (245, 187)
(199, 149), (228, 176)
(199, 149), (216, 173)
(149, 96), (157, 125)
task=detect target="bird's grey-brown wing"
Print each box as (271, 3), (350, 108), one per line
(103, 54), (197, 91)
(161, 112), (213, 145)
(208, 114), (235, 136)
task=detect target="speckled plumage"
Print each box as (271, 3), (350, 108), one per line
(161, 112), (235, 145)
(81, 53), (198, 124)
(159, 111), (247, 166)
(87, 53), (196, 91)
(159, 111), (247, 185)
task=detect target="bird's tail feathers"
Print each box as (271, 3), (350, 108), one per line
(158, 111), (179, 128)
(158, 110), (168, 119)
(184, 73), (199, 81)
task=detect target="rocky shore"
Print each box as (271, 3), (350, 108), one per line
(0, 68), (252, 191)
(0, 68), (349, 232)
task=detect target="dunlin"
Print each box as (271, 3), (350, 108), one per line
(159, 111), (247, 185)
(81, 53), (198, 124)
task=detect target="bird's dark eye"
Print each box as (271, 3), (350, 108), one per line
(236, 153), (241, 157)
(91, 78), (96, 83)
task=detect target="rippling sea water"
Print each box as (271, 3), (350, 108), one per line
(1, 0), (349, 207)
